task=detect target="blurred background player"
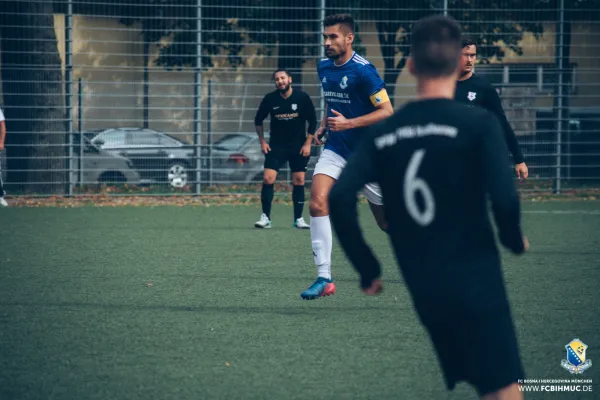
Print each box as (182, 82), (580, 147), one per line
(301, 13), (394, 300)
(254, 69), (317, 229)
(329, 15), (528, 400)
(455, 38), (529, 181)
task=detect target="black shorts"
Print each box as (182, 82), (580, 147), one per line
(424, 310), (524, 396)
(264, 147), (309, 173)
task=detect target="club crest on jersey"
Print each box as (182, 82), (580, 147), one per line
(322, 77), (327, 83)
(467, 91), (477, 101)
(340, 76), (348, 89)
(291, 104), (297, 111)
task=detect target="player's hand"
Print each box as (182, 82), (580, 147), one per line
(313, 126), (326, 145)
(361, 279), (383, 296)
(327, 109), (353, 132)
(522, 236), (529, 252)
(0, 143), (4, 151)
(515, 162), (528, 182)
(260, 140), (271, 154)
(300, 143), (311, 157)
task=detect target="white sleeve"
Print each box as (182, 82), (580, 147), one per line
(0, 109), (4, 122)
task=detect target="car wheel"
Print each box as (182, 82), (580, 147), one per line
(168, 162), (188, 188)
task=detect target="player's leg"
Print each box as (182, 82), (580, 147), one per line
(422, 278), (524, 399)
(470, 310), (525, 400)
(301, 149), (345, 300)
(424, 312), (523, 400)
(289, 150), (310, 229)
(291, 172), (309, 228)
(255, 150), (282, 228)
(301, 173), (336, 299)
(364, 183), (387, 231)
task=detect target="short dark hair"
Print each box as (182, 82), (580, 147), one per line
(272, 69), (291, 80)
(410, 15), (462, 78)
(462, 37), (476, 49)
(323, 13), (355, 33)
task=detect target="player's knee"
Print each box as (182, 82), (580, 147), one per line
(292, 175), (305, 186)
(263, 174), (276, 185)
(309, 196), (328, 217)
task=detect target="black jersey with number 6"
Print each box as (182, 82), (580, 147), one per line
(328, 98), (525, 308)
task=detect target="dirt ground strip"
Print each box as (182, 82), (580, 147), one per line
(4, 189), (599, 208)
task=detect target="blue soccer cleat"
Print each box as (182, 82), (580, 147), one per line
(300, 277), (336, 300)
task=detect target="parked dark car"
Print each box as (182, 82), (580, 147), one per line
(89, 128), (194, 188)
(201, 133), (321, 185)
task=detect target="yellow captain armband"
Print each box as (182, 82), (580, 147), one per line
(369, 89), (390, 107)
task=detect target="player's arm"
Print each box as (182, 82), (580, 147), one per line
(301, 94), (317, 155)
(329, 130), (382, 290)
(254, 95), (271, 153)
(480, 114), (526, 254)
(329, 100), (393, 131)
(328, 65), (394, 132)
(314, 104), (328, 145)
(484, 86), (525, 165)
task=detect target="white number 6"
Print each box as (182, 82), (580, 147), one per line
(404, 149), (435, 226)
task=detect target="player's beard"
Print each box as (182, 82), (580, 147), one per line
(277, 84), (291, 93)
(460, 67), (472, 77)
(326, 46), (343, 60)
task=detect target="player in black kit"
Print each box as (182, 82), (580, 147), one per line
(329, 16), (528, 400)
(455, 38), (529, 181)
(254, 69), (317, 229)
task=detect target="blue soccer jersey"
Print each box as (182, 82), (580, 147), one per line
(317, 52), (389, 159)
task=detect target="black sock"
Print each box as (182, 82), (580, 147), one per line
(261, 184), (274, 218)
(292, 185), (305, 220)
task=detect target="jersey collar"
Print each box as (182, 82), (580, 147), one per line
(334, 51), (355, 67)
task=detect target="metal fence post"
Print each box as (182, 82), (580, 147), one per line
(207, 79), (213, 187)
(554, 0), (565, 194)
(194, 0), (202, 195)
(319, 0), (325, 119)
(78, 77), (83, 186)
(66, 0), (74, 196)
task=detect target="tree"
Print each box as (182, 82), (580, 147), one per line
(119, 1), (190, 128)
(0, 1), (66, 194)
(122, 0), (319, 89)
(326, 0), (550, 106)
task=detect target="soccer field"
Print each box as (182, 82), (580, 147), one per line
(0, 201), (599, 400)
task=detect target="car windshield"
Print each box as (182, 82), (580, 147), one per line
(214, 135), (252, 152)
(94, 130), (126, 147)
(160, 134), (187, 146)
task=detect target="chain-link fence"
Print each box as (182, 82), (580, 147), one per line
(0, 0), (598, 196)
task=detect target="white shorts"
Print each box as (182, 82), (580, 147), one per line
(313, 149), (383, 206)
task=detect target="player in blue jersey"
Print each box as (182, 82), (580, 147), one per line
(301, 13), (394, 300)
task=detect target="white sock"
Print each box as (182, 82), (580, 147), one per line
(310, 215), (332, 280)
